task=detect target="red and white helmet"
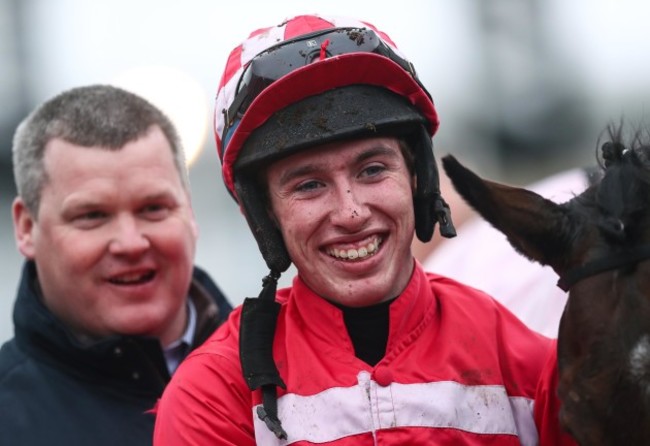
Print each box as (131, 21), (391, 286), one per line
(214, 14), (454, 273)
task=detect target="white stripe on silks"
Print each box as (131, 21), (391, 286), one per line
(253, 371), (538, 445)
(509, 396), (537, 446)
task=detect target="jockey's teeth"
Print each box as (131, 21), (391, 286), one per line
(328, 238), (380, 260)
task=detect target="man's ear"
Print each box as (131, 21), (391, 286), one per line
(12, 197), (36, 259)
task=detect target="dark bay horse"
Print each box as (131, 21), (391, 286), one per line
(441, 132), (650, 445)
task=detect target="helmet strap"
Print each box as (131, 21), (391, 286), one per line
(412, 125), (457, 241)
(434, 196), (456, 238)
(239, 270), (288, 439)
(234, 177), (292, 273)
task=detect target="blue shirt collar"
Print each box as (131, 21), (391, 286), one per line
(163, 298), (197, 374)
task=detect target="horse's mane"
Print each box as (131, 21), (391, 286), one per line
(580, 121), (650, 243)
(596, 121), (650, 169)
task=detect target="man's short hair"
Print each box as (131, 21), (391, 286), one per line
(12, 84), (189, 217)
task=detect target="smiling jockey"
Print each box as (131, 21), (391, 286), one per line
(153, 14), (578, 446)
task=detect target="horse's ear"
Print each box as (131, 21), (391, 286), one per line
(441, 155), (570, 267)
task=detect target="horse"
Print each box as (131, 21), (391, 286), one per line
(440, 133), (650, 445)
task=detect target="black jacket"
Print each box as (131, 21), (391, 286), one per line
(0, 261), (232, 445)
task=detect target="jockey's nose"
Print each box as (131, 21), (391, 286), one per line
(329, 184), (371, 230)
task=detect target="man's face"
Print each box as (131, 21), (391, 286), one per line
(12, 126), (198, 346)
(266, 136), (416, 307)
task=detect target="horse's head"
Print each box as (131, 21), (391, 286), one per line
(441, 138), (650, 445)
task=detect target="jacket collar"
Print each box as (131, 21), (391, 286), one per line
(12, 260), (229, 395)
(284, 261), (436, 357)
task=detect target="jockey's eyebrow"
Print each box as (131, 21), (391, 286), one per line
(277, 146), (399, 187)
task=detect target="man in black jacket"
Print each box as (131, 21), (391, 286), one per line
(0, 84), (232, 445)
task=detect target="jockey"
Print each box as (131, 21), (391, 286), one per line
(153, 14), (577, 446)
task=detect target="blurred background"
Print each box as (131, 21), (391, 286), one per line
(2, 0), (650, 343)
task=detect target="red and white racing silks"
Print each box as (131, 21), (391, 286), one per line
(153, 264), (576, 445)
(253, 372), (537, 445)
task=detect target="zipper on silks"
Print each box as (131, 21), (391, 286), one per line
(357, 370), (379, 445)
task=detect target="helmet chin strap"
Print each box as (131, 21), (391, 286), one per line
(434, 195), (457, 238)
(239, 270), (288, 439)
(412, 125), (457, 242)
(234, 177), (292, 273)
(235, 172), (290, 437)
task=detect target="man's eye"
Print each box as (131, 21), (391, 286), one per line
(362, 164), (386, 177)
(295, 180), (322, 192)
(143, 204), (163, 212)
(70, 210), (107, 229)
(141, 204), (171, 219)
(78, 211), (106, 220)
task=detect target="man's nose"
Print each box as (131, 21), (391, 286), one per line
(108, 215), (150, 255)
(329, 185), (371, 228)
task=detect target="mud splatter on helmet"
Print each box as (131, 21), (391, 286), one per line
(214, 14), (456, 439)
